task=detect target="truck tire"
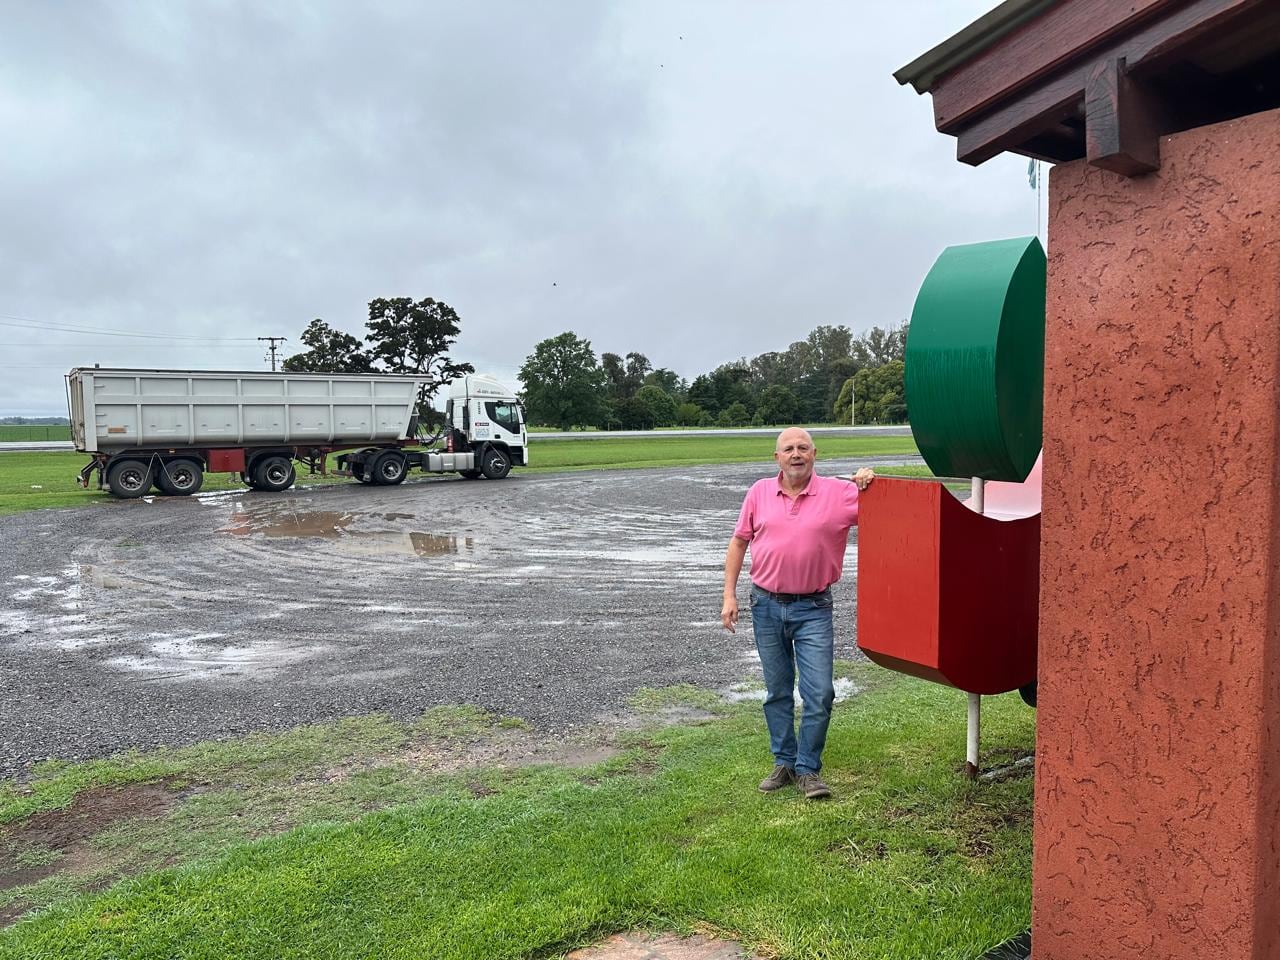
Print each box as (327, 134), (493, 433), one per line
(155, 458), (204, 496)
(459, 470), (482, 480)
(370, 451), (408, 485)
(106, 459), (154, 499)
(352, 462), (368, 483)
(253, 455), (295, 492)
(479, 445), (511, 480)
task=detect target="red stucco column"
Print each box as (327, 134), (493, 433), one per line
(1034, 107), (1280, 959)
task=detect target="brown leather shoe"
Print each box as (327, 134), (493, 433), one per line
(758, 765), (796, 792)
(797, 773), (832, 800)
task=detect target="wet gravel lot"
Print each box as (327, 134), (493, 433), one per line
(0, 457), (907, 779)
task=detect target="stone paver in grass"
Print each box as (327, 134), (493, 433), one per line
(566, 931), (760, 960)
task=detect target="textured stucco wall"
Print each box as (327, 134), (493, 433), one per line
(1035, 108), (1280, 959)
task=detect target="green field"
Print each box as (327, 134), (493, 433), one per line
(0, 435), (921, 516)
(0, 425), (70, 442)
(0, 667), (1034, 959)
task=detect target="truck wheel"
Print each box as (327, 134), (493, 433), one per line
(371, 451), (408, 485)
(1018, 681), (1037, 708)
(479, 445), (511, 480)
(106, 459), (154, 499)
(459, 470), (482, 480)
(155, 459), (204, 496)
(253, 456), (295, 492)
(352, 462), (367, 483)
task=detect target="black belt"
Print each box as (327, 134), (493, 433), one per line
(753, 585), (830, 604)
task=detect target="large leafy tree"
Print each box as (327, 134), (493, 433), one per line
(519, 331), (607, 430)
(836, 360), (907, 424)
(282, 319), (373, 373)
(634, 384), (678, 428)
(364, 297), (474, 405)
(853, 324), (909, 366)
(756, 384), (802, 425)
(687, 375), (719, 417)
(643, 368), (683, 398)
(601, 353), (626, 398)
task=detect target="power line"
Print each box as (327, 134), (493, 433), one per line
(0, 342), (262, 349)
(0, 315), (260, 342)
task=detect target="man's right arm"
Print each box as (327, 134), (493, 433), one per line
(721, 536), (749, 633)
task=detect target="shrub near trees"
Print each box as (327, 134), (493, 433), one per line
(518, 322), (909, 430)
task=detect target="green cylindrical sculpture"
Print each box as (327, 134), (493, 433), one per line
(905, 236), (1045, 482)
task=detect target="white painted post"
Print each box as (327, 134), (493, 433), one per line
(966, 476), (985, 779)
(966, 692), (981, 779)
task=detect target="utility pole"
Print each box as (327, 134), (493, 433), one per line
(258, 336), (287, 372)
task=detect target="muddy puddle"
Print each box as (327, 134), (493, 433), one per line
(219, 507), (475, 558)
(107, 634), (327, 682)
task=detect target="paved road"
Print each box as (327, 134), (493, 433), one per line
(0, 425), (912, 453)
(0, 456), (921, 779)
(534, 426), (912, 440)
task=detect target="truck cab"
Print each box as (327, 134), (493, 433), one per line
(443, 374), (527, 476)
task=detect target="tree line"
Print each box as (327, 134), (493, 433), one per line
(519, 324), (907, 430)
(277, 298), (908, 431)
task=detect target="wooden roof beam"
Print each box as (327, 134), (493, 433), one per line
(952, 0), (1266, 168)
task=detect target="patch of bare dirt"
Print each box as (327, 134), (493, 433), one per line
(566, 930), (763, 959)
(0, 781), (185, 895)
(394, 729), (623, 776)
(316, 726), (633, 788)
(828, 837), (889, 865)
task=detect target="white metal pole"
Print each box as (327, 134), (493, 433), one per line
(966, 475), (985, 779)
(966, 692), (981, 779)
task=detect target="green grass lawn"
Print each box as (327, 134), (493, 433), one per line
(0, 425), (70, 442)
(0, 435), (921, 516)
(0, 667), (1035, 959)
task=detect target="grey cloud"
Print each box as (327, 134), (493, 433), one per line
(1, 0), (1038, 415)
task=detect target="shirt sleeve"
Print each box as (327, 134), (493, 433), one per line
(844, 477), (860, 525)
(733, 487), (757, 542)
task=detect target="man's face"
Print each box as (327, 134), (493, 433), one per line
(775, 430), (816, 484)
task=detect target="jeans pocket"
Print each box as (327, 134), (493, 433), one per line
(812, 593), (833, 609)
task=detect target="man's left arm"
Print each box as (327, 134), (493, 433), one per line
(846, 468), (874, 524)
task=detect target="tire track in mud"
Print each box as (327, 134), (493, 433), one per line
(0, 457), (901, 777)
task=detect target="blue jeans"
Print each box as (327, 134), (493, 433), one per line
(750, 585), (836, 776)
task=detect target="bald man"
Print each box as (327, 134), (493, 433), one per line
(722, 427), (874, 799)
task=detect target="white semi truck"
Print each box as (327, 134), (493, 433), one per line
(65, 368), (527, 499)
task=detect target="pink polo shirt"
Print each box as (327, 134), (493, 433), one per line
(733, 472), (860, 594)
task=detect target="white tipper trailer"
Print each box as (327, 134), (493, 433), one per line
(66, 368), (527, 499)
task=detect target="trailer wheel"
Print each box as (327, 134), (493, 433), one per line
(371, 451), (408, 485)
(479, 445), (511, 480)
(155, 459), (204, 496)
(106, 459), (154, 499)
(253, 456), (296, 492)
(352, 462), (368, 483)
(1018, 681), (1037, 708)
(459, 470), (482, 480)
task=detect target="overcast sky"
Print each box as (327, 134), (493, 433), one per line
(1, 0), (1045, 417)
